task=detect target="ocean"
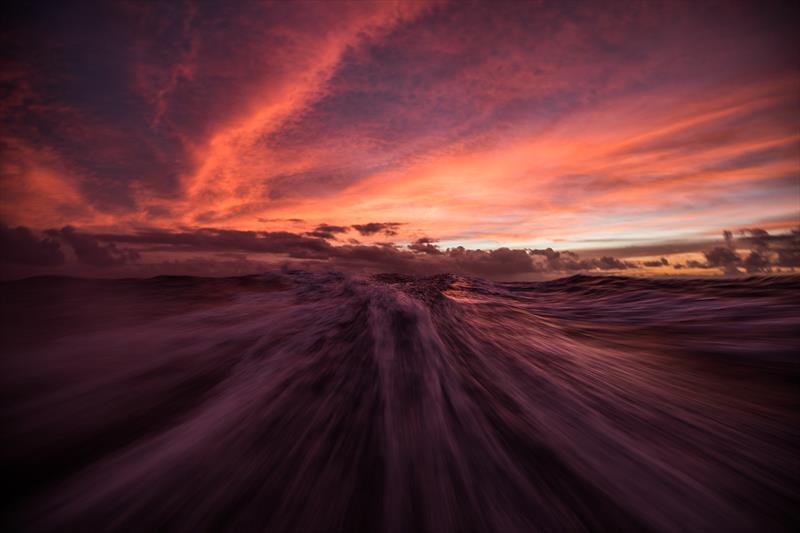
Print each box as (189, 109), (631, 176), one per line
(2, 272), (798, 532)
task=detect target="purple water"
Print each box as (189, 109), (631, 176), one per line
(2, 272), (799, 532)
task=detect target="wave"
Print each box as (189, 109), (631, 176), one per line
(1, 272), (799, 532)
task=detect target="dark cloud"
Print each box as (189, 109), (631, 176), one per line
(723, 230), (735, 249)
(530, 248), (582, 271)
(87, 227), (640, 278)
(305, 231), (338, 240)
(316, 224), (348, 234)
(741, 228), (770, 239)
(777, 248), (800, 267)
(306, 223), (350, 240)
(775, 229), (800, 267)
(257, 218), (306, 224)
(743, 251), (771, 274)
(594, 256), (630, 270)
(686, 260), (706, 269)
(699, 228), (800, 274)
(94, 228), (334, 260)
(448, 247), (534, 276)
(408, 237), (442, 255)
(351, 222), (402, 236)
(47, 226), (140, 267)
(739, 227), (791, 252)
(7, 224), (796, 280)
(704, 246), (741, 275)
(336, 244), (536, 277)
(643, 257), (669, 267)
(776, 230), (800, 267)
(0, 223), (64, 266)
(529, 248), (634, 271)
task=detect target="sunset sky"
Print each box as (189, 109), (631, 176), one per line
(1, 0), (798, 278)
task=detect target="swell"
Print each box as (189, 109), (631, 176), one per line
(1, 272), (798, 532)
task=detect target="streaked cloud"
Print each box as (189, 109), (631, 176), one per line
(1, 1), (798, 278)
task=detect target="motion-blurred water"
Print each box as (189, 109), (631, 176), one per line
(1, 272), (799, 532)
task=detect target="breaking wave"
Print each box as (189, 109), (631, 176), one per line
(1, 272), (799, 532)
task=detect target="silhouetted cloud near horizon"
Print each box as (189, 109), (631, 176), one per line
(0, 223), (64, 266)
(672, 228), (800, 274)
(643, 257), (670, 267)
(448, 247), (535, 276)
(46, 227), (140, 267)
(306, 231), (338, 240)
(408, 237), (443, 255)
(316, 224), (349, 234)
(2, 225), (641, 278)
(3, 224), (798, 279)
(352, 222), (402, 237)
(743, 251), (771, 274)
(529, 248), (636, 271)
(94, 228), (334, 259)
(306, 223), (351, 240)
(705, 246), (742, 276)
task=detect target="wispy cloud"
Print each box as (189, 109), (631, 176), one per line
(1, 1), (797, 263)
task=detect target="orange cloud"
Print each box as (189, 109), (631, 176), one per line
(1, 0), (797, 258)
(254, 76), (798, 248)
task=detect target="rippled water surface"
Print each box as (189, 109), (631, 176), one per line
(1, 272), (799, 532)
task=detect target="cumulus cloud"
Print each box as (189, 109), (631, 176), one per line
(0, 223), (64, 266)
(61, 226), (641, 278)
(594, 256), (630, 270)
(740, 228), (771, 251)
(351, 222), (402, 236)
(316, 224), (349, 234)
(777, 244), (800, 267)
(306, 231), (338, 240)
(7, 224), (795, 280)
(704, 246), (741, 275)
(46, 226), (140, 267)
(682, 228), (800, 274)
(743, 251), (771, 274)
(723, 230), (735, 249)
(529, 248), (581, 271)
(775, 229), (800, 267)
(447, 247), (534, 276)
(643, 257), (669, 267)
(408, 237), (443, 255)
(529, 248), (634, 271)
(306, 223), (350, 240)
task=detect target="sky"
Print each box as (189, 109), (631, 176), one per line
(1, 0), (798, 279)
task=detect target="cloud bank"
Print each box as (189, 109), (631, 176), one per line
(3, 223), (796, 280)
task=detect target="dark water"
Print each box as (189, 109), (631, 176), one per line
(1, 272), (799, 532)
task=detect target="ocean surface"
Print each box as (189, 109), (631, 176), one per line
(1, 272), (799, 532)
